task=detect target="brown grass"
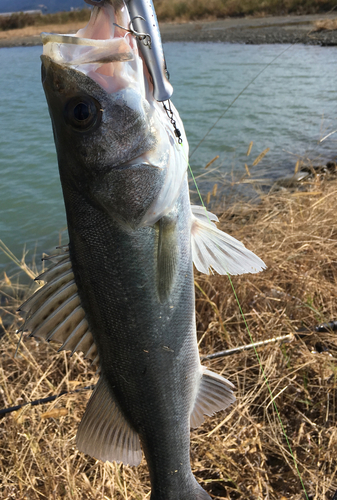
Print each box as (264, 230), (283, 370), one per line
(1, 175), (337, 499)
(154, 0), (336, 22)
(0, 9), (90, 32)
(0, 0), (335, 31)
(313, 17), (337, 31)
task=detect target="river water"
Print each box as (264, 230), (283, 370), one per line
(0, 43), (336, 273)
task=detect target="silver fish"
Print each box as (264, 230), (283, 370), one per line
(20, 1), (265, 498)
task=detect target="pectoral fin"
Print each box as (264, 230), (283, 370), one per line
(77, 376), (142, 466)
(157, 214), (179, 302)
(190, 368), (236, 428)
(191, 205), (266, 275)
(18, 247), (99, 365)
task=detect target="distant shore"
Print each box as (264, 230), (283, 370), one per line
(0, 13), (336, 48)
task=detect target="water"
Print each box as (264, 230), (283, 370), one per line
(0, 43), (336, 273)
(167, 43), (337, 188)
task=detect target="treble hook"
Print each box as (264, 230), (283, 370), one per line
(113, 16), (152, 48)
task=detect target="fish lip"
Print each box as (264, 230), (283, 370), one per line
(41, 54), (68, 72)
(41, 32), (134, 68)
(41, 54), (62, 85)
(41, 3), (140, 94)
(41, 54), (74, 85)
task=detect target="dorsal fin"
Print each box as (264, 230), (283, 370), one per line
(18, 247), (99, 366)
(190, 205), (266, 276)
(77, 376), (142, 466)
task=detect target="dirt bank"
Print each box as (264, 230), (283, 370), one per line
(160, 13), (337, 45)
(0, 13), (336, 48)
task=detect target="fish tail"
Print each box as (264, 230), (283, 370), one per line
(150, 478), (211, 500)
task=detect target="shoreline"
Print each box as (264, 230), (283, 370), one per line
(2, 173), (337, 499)
(0, 13), (337, 48)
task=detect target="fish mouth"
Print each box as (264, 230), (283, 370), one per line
(41, 0), (189, 228)
(41, 1), (146, 95)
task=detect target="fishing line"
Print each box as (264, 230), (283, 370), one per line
(181, 144), (310, 500)
(190, 42), (296, 159)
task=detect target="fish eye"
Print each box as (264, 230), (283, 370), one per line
(64, 96), (102, 132)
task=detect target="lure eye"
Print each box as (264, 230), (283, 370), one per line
(64, 96), (102, 132)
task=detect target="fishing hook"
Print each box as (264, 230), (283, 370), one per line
(83, 0), (151, 47)
(113, 16), (152, 48)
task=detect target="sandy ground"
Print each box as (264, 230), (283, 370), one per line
(0, 13), (336, 48)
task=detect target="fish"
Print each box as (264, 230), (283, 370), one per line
(19, 1), (266, 498)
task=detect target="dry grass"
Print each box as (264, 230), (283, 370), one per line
(154, 0), (336, 22)
(0, 9), (90, 32)
(0, 0), (335, 30)
(1, 175), (337, 499)
(314, 17), (337, 31)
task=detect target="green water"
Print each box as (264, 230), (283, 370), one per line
(0, 43), (336, 273)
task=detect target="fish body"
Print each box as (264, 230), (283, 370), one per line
(65, 176), (203, 499)
(20, 1), (265, 498)
(41, 53), (215, 499)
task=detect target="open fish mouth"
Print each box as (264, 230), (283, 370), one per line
(41, 1), (145, 96)
(41, 0), (190, 227)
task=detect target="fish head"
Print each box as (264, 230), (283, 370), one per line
(41, 55), (162, 227)
(41, 0), (189, 228)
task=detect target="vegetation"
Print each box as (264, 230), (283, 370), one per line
(1, 171), (337, 499)
(155, 0), (337, 21)
(314, 17), (337, 30)
(0, 9), (90, 31)
(0, 0), (336, 31)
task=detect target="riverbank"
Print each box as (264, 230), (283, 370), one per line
(1, 173), (337, 499)
(0, 12), (337, 48)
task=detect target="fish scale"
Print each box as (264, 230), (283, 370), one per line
(67, 177), (202, 497)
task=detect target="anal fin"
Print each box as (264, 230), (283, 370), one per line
(190, 368), (236, 428)
(77, 376), (142, 466)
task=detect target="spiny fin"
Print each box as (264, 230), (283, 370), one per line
(18, 247), (99, 366)
(157, 214), (179, 302)
(19, 269), (74, 314)
(77, 376), (142, 466)
(191, 205), (266, 275)
(190, 368), (236, 428)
